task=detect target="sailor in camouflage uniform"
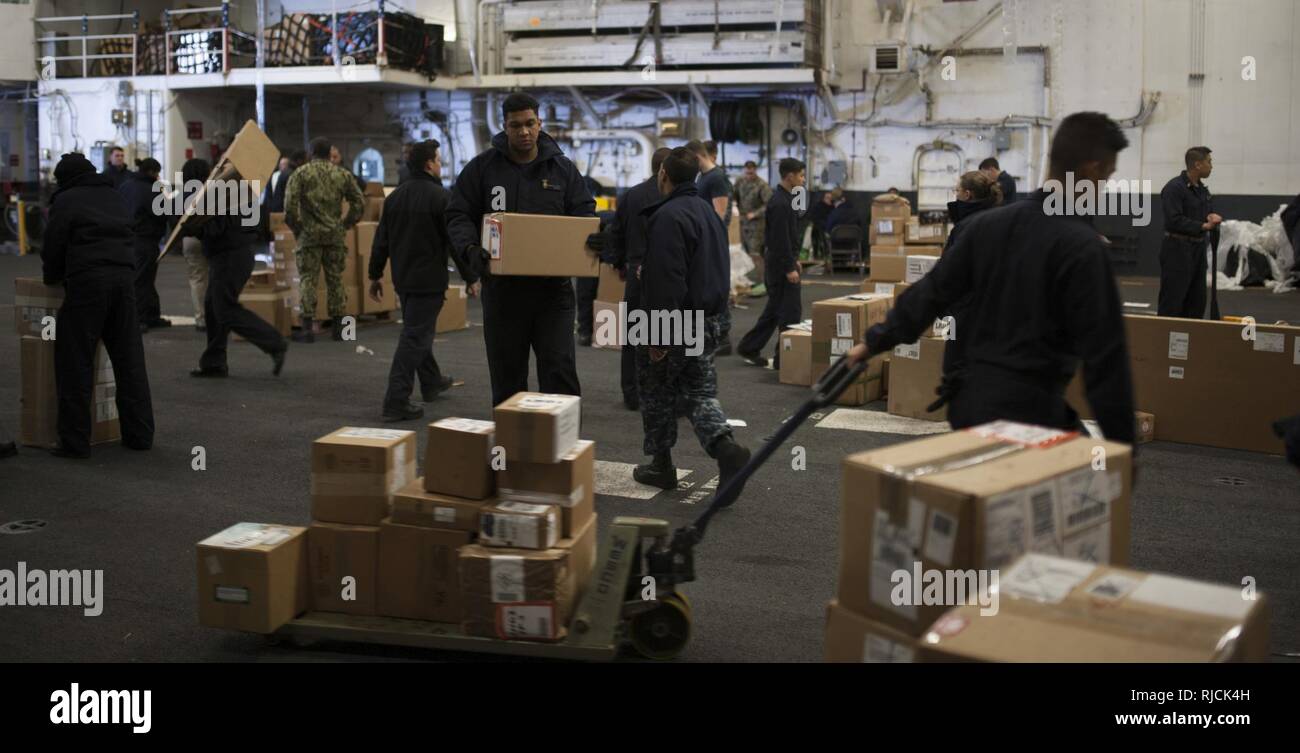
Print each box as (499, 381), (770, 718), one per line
(733, 160), (773, 259)
(284, 137), (365, 342)
(634, 147), (751, 497)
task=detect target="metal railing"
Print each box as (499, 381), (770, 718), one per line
(34, 12), (139, 79)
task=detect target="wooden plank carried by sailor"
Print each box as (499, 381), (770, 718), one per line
(159, 119), (280, 260)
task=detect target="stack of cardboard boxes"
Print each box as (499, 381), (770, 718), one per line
(463, 393), (598, 641)
(196, 393), (597, 643)
(436, 284), (470, 333)
(13, 278), (120, 448)
(826, 421), (1135, 661)
(809, 294), (891, 404)
(867, 195), (910, 285)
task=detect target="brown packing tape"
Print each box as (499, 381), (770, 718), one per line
(875, 441), (1024, 520)
(310, 461), (416, 496)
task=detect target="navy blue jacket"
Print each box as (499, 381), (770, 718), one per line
(446, 130), (595, 275)
(41, 173), (136, 284)
(608, 176), (661, 270)
(370, 170), (474, 293)
(766, 185), (802, 275)
(866, 189), (1135, 444)
(640, 183), (730, 318)
(119, 171), (167, 244)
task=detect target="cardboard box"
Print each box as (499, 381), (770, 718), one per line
(481, 212), (600, 277)
(459, 515), (598, 641)
(311, 427), (417, 525)
(592, 300), (625, 350)
(860, 279), (904, 298)
(363, 181), (385, 198)
(1122, 315), (1298, 454)
(881, 358), (890, 398)
(355, 221), (397, 313)
(887, 336), (947, 421)
(838, 422), (1133, 636)
(498, 439), (595, 538)
(824, 600), (919, 663)
(424, 418), (496, 500)
(312, 282), (360, 320)
(480, 500), (561, 549)
(20, 337), (119, 448)
(493, 392), (581, 463)
(13, 278), (62, 337)
(1134, 411), (1155, 444)
(868, 250), (907, 283)
(392, 481), (494, 532)
(779, 329), (814, 386)
(596, 263), (625, 303)
(376, 519), (472, 623)
(272, 230), (296, 288)
(307, 523), (379, 616)
(908, 244), (945, 258)
(244, 269), (280, 293)
(239, 289), (294, 337)
(904, 254), (939, 284)
(196, 523), (309, 634)
(363, 196), (384, 222)
(811, 295), (891, 405)
(436, 285), (470, 333)
(918, 553), (1270, 662)
(870, 198), (910, 241)
(905, 218), (949, 245)
(269, 212), (288, 231)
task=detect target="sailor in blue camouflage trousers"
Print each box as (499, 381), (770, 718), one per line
(634, 147), (751, 495)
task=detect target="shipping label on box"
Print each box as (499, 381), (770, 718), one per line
(196, 523), (309, 634)
(494, 392), (581, 463)
(497, 439), (595, 538)
(905, 254), (939, 284)
(480, 500), (560, 549)
(14, 278), (63, 337)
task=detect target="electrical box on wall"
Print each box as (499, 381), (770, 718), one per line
(658, 118), (686, 139)
(111, 109), (132, 126)
(994, 128), (1012, 150)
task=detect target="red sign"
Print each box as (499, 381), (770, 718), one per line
(187, 121), (203, 139)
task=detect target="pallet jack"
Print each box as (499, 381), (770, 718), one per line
(272, 357), (868, 660)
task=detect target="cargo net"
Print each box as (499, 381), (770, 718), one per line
(263, 11), (442, 75)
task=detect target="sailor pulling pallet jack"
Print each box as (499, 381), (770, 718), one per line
(843, 111), (1139, 449)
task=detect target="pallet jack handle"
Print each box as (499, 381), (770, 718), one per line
(671, 354), (870, 553)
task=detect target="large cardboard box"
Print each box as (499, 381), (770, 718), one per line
(392, 480), (494, 533)
(355, 221), (397, 313)
(20, 337), (119, 448)
(196, 523), (309, 634)
(778, 329), (814, 386)
(905, 218), (949, 246)
(311, 428), (417, 525)
(592, 300), (625, 350)
(596, 263), (625, 303)
(270, 212), (289, 231)
(13, 278), (62, 337)
(824, 600), (919, 663)
(363, 196), (384, 222)
(363, 181), (385, 198)
(436, 285), (470, 333)
(867, 249), (907, 283)
(312, 282), (361, 320)
(918, 553), (1270, 662)
(839, 422), (1133, 636)
(870, 196), (910, 242)
(1121, 315), (1299, 454)
(498, 439), (596, 538)
(307, 523), (379, 616)
(887, 336), (947, 421)
(424, 418), (496, 500)
(376, 519), (472, 623)
(494, 392), (581, 464)
(459, 515), (598, 641)
(481, 212), (600, 277)
(480, 500), (561, 549)
(239, 289), (294, 336)
(243, 269), (279, 293)
(811, 294), (890, 405)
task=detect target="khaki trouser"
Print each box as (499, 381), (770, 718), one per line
(181, 237), (208, 326)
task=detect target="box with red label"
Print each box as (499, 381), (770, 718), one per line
(481, 212), (600, 277)
(459, 515), (597, 641)
(838, 422), (1133, 636)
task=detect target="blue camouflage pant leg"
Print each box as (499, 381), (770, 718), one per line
(637, 314), (731, 456)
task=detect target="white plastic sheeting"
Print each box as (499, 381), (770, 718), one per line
(1212, 204), (1296, 294)
(730, 243), (755, 289)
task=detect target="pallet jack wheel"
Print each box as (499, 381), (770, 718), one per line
(629, 593), (692, 660)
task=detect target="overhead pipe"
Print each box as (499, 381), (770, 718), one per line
(553, 128), (655, 180)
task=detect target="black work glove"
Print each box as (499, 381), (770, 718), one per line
(586, 232), (607, 254)
(466, 243), (491, 279)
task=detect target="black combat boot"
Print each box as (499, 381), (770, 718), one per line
(292, 317), (315, 344)
(633, 451), (678, 490)
(712, 435), (752, 508)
